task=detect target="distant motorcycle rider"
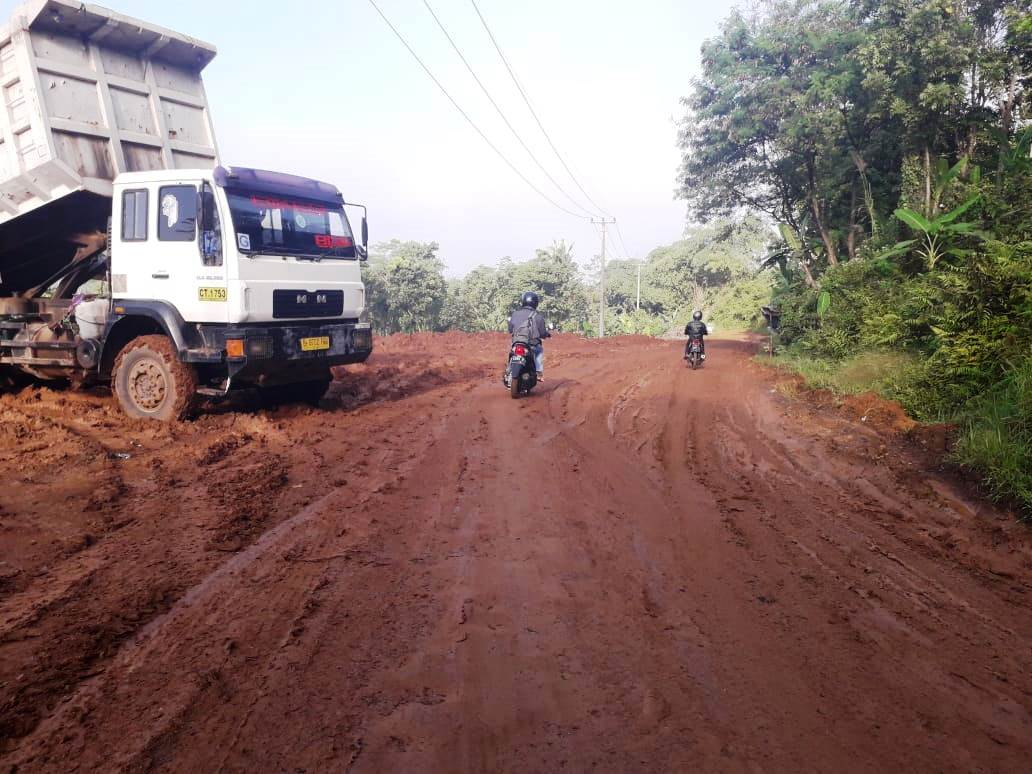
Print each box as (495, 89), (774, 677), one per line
(684, 310), (708, 360)
(508, 291), (551, 380)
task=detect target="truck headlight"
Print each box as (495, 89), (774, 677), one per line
(353, 329), (372, 350)
(247, 336), (273, 359)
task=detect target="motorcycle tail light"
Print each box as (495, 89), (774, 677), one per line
(514, 344), (528, 356)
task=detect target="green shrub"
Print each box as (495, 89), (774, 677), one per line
(954, 359), (1032, 516)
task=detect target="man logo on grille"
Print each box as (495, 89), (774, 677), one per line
(316, 294), (327, 304)
(296, 294), (307, 304)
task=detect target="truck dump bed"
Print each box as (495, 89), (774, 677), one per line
(0, 0), (218, 294)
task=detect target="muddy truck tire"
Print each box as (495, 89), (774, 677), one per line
(113, 335), (198, 421)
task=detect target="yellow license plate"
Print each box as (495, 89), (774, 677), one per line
(300, 336), (330, 352)
(198, 287), (227, 302)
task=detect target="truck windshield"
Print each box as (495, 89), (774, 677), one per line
(225, 190), (356, 259)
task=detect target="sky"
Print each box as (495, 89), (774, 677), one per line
(2, 0), (739, 275)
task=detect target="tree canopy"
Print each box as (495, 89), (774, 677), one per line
(677, 0), (1031, 511)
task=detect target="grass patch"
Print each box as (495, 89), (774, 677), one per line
(767, 346), (1032, 518)
(768, 349), (919, 396)
(953, 359), (1032, 516)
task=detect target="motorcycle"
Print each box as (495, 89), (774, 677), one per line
(503, 341), (538, 398)
(685, 336), (704, 370)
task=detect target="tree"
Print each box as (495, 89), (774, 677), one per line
(364, 240), (448, 333)
(680, 0), (1028, 291)
(678, 2), (867, 280)
(508, 240), (590, 331)
(440, 265), (510, 332)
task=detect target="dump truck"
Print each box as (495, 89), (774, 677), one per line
(0, 0), (372, 419)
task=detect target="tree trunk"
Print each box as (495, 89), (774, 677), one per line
(923, 145), (932, 218)
(805, 159), (839, 266)
(996, 68), (1018, 193)
(800, 259), (818, 289)
(846, 185), (858, 261)
(692, 283), (705, 311)
(810, 197), (839, 266)
(848, 149), (878, 238)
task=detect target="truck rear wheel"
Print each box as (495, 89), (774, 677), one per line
(113, 335), (197, 421)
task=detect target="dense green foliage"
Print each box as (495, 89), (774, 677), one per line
(363, 240), (449, 335)
(364, 218), (773, 339)
(680, 0), (1031, 513)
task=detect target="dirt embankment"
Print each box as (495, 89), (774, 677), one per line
(1, 333), (1029, 772)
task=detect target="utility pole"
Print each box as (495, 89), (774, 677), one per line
(636, 260), (642, 311)
(592, 217), (616, 338)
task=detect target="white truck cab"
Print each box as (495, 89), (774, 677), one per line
(97, 165), (373, 418)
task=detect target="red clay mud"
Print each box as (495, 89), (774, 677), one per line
(1, 334), (1029, 772)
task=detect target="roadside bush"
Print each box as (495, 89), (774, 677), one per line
(708, 273), (775, 331)
(954, 359), (1032, 516)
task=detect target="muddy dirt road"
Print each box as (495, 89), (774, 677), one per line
(1, 333), (1030, 772)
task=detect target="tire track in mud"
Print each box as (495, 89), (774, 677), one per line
(0, 376), (463, 762)
(664, 344), (1032, 764)
(563, 340), (1031, 770)
(532, 353), (753, 767)
(3, 377), (484, 772)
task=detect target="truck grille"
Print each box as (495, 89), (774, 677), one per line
(272, 289), (344, 319)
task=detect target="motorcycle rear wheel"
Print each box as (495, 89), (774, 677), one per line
(510, 373), (521, 399)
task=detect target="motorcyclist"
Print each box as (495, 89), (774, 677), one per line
(684, 310), (708, 360)
(507, 291), (551, 380)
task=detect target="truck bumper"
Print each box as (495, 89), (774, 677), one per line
(189, 321), (372, 385)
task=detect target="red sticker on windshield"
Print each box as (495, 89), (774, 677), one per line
(314, 234), (354, 249)
(251, 195), (328, 214)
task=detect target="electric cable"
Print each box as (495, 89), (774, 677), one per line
(422, 0), (599, 218)
(367, 0), (590, 220)
(470, 0), (612, 217)
(613, 220), (633, 259)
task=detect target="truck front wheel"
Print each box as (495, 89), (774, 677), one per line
(113, 335), (197, 421)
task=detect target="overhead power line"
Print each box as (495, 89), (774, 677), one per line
(367, 0), (589, 220)
(470, 0), (611, 218)
(613, 220), (633, 259)
(590, 219), (630, 261)
(421, 0), (599, 219)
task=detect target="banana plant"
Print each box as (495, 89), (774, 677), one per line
(879, 194), (986, 269)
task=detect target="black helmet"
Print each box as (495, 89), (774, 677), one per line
(521, 291), (540, 309)
(692, 310), (703, 321)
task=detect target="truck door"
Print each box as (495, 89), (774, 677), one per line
(115, 181), (228, 324)
(153, 182), (228, 324)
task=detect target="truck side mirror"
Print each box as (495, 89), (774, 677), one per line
(361, 216), (368, 249)
(198, 184), (222, 266)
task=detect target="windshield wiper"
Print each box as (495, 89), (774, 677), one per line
(245, 248), (313, 259)
(243, 247), (351, 261)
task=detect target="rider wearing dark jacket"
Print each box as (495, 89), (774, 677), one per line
(508, 291), (550, 377)
(684, 310), (708, 359)
(508, 305), (550, 346)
